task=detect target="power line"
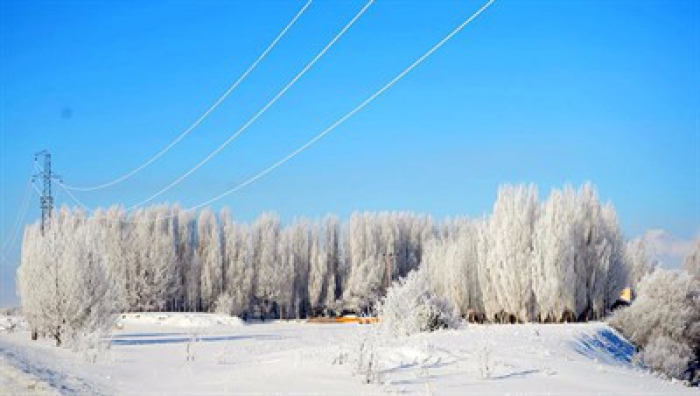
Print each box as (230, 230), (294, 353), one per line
(186, 0), (496, 211)
(54, 0), (494, 223)
(125, 0), (375, 211)
(57, 180), (94, 212)
(0, 178), (40, 267)
(1, 179), (33, 253)
(60, 0), (314, 192)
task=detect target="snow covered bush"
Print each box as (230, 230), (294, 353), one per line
(641, 335), (695, 380)
(609, 268), (700, 381)
(354, 331), (383, 384)
(213, 293), (236, 316)
(377, 269), (459, 337)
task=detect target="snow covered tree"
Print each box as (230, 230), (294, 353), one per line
(221, 220), (254, 316)
(609, 268), (700, 380)
(176, 209), (199, 311)
(252, 212), (281, 316)
(285, 219), (312, 318)
(18, 208), (118, 347)
(625, 238), (657, 289)
(484, 184), (539, 322)
(532, 187), (577, 321)
(198, 209), (223, 311)
(341, 213), (385, 313)
(684, 236), (700, 280)
(423, 219), (482, 318)
(148, 207), (180, 311)
(308, 216), (341, 315)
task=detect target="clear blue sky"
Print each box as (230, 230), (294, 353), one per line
(1, 0), (698, 306)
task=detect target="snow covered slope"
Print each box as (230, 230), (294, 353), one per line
(0, 315), (694, 394)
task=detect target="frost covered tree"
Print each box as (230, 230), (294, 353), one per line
(220, 220), (254, 316)
(423, 219), (482, 317)
(570, 185), (628, 320)
(285, 219), (312, 318)
(216, 210), (246, 316)
(252, 212), (281, 315)
(176, 208), (199, 311)
(684, 237), (700, 279)
(18, 208), (118, 347)
(625, 238), (657, 289)
(122, 207), (179, 311)
(377, 268), (459, 337)
(484, 184), (539, 322)
(340, 212), (435, 314)
(308, 216), (341, 315)
(599, 203), (629, 317)
(609, 268), (700, 380)
(198, 209), (223, 311)
(341, 213), (385, 313)
(532, 187), (577, 321)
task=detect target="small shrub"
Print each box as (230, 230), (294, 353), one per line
(377, 269), (460, 337)
(640, 336), (694, 380)
(213, 293), (235, 316)
(354, 331), (382, 384)
(478, 345), (493, 379)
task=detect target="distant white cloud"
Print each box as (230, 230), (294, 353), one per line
(636, 229), (695, 269)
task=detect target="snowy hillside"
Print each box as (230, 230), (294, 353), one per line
(0, 314), (693, 394)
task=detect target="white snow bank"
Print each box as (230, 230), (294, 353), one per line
(116, 312), (245, 329)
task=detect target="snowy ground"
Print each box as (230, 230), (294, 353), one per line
(0, 313), (694, 395)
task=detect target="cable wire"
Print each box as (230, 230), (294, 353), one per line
(186, 0), (496, 211)
(61, 0), (313, 192)
(1, 180), (34, 263)
(54, 0), (493, 223)
(126, 0), (375, 210)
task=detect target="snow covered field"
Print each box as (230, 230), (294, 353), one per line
(0, 313), (694, 395)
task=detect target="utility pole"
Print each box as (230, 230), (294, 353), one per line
(32, 150), (60, 235)
(30, 151), (60, 341)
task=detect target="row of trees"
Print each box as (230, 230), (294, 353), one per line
(18, 183), (649, 344)
(423, 184), (640, 323)
(19, 206), (434, 324)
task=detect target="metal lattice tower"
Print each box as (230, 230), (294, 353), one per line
(32, 151), (60, 235)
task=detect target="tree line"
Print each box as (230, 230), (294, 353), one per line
(18, 183), (649, 344)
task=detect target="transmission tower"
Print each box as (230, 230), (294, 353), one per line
(32, 150), (61, 235)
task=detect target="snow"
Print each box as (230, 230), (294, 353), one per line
(0, 356), (59, 395)
(116, 312), (245, 329)
(0, 313), (695, 394)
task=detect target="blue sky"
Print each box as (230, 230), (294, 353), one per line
(1, 0), (698, 306)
